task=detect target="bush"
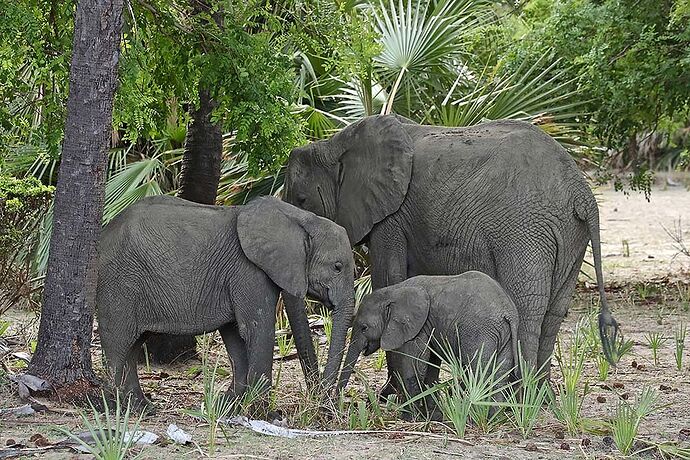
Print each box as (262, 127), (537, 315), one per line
(0, 175), (53, 313)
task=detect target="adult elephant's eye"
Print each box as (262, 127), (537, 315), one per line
(334, 261), (343, 272)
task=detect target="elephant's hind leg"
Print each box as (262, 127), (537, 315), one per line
(104, 332), (151, 408)
(219, 322), (249, 398)
(537, 255), (584, 380)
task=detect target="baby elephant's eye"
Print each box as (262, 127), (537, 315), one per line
(334, 261), (343, 272)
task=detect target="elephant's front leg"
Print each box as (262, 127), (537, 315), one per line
(388, 342), (430, 421)
(369, 217), (409, 399)
(219, 322), (249, 399)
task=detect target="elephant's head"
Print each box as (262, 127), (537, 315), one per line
(237, 197), (355, 387)
(338, 284), (429, 389)
(284, 115), (415, 245)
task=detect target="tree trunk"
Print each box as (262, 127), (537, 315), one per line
(28, 0), (124, 396)
(144, 89), (223, 364)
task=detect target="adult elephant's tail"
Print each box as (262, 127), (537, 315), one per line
(575, 192), (620, 364)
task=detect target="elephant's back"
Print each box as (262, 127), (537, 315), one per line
(412, 272), (515, 313)
(407, 120), (581, 196)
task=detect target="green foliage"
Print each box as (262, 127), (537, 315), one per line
(424, 343), (512, 437)
(503, 0), (690, 158)
(0, 0), (72, 161)
(0, 175), (53, 312)
(59, 392), (143, 460)
(610, 386), (661, 456)
(505, 352), (550, 439)
(552, 320), (590, 434)
(675, 322), (687, 371)
(645, 332), (668, 366)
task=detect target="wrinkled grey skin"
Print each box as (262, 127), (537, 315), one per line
(96, 195), (354, 406)
(339, 272), (520, 416)
(285, 115), (618, 387)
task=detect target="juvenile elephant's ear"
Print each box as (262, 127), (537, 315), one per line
(380, 285), (430, 351)
(237, 197), (308, 299)
(332, 115), (414, 244)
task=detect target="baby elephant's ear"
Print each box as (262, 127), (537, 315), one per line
(380, 285), (430, 351)
(237, 197), (308, 299)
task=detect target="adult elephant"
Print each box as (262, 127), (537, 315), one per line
(284, 115), (618, 384)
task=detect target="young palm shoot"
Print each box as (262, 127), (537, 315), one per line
(644, 332), (668, 366)
(552, 328), (589, 435)
(505, 351), (550, 439)
(610, 386), (661, 456)
(675, 323), (687, 371)
(431, 342), (512, 437)
(61, 391), (143, 460)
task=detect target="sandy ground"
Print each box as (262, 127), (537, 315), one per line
(596, 182), (690, 283)
(2, 182), (690, 459)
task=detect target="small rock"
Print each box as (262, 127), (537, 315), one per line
(29, 433), (50, 447)
(603, 436), (614, 447)
(612, 382), (625, 389)
(524, 442), (538, 452)
(620, 392), (630, 400)
(560, 442), (570, 450)
(581, 437), (591, 447)
(554, 430), (565, 439)
(636, 363), (646, 371)
(159, 371), (169, 379)
(600, 384), (612, 390)
(631, 360), (638, 368)
(597, 395), (607, 403)
(5, 439), (16, 446)
(679, 428), (690, 441)
(648, 255), (655, 259)
(660, 384), (672, 391)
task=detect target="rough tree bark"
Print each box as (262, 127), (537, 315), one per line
(27, 0), (124, 395)
(144, 1), (223, 363)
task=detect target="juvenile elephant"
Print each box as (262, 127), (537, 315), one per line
(96, 196), (354, 405)
(284, 115), (618, 385)
(338, 272), (520, 414)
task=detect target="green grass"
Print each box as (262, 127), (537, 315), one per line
(675, 322), (687, 371)
(644, 332), (668, 366)
(552, 320), (589, 434)
(505, 353), (550, 439)
(610, 386), (661, 456)
(424, 343), (512, 437)
(60, 391), (143, 460)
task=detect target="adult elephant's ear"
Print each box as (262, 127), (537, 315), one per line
(237, 197), (307, 299)
(380, 285), (430, 351)
(332, 115), (414, 245)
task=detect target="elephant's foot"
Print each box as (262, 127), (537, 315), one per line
(378, 379), (397, 403)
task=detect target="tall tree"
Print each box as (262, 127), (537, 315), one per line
(27, 0), (124, 393)
(143, 0), (224, 364)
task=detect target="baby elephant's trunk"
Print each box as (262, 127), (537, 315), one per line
(337, 332), (366, 390)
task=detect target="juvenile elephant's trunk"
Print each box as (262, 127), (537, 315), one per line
(337, 332), (366, 390)
(322, 296), (354, 389)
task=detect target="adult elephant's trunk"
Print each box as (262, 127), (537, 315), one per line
(282, 293), (319, 386)
(337, 331), (366, 390)
(322, 294), (354, 389)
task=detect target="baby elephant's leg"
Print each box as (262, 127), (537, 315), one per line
(390, 342), (431, 420)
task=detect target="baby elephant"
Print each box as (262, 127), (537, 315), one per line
(97, 195), (354, 408)
(339, 272), (520, 412)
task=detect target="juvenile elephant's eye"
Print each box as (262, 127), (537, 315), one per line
(334, 261), (343, 272)
(361, 324), (368, 333)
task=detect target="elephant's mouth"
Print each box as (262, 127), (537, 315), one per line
(363, 341), (379, 356)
